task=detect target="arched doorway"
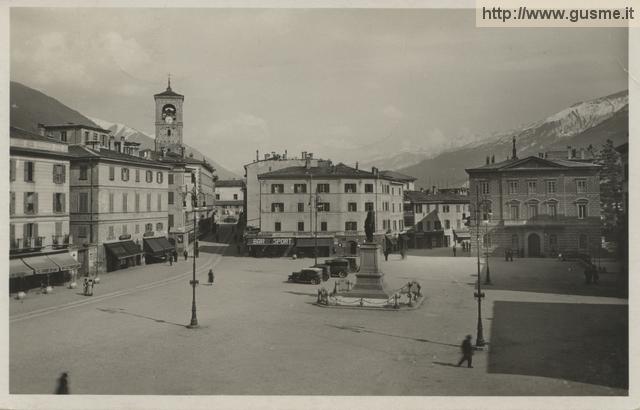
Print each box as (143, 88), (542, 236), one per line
(348, 241), (358, 255)
(528, 233), (541, 257)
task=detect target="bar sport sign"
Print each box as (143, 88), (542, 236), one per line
(247, 238), (293, 246)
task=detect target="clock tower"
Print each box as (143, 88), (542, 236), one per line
(154, 76), (184, 154)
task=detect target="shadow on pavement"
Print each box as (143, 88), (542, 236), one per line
(96, 307), (186, 328)
(432, 361), (461, 368)
(327, 324), (460, 348)
(283, 290), (317, 296)
(488, 301), (628, 391)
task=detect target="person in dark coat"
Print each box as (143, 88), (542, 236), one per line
(183, 249), (188, 261)
(584, 265), (593, 284)
(453, 246), (457, 257)
(384, 247), (389, 261)
(457, 335), (474, 368)
(55, 372), (69, 394)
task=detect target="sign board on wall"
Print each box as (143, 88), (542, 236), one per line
(247, 238), (293, 246)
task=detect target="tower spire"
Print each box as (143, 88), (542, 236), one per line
(167, 73), (172, 91)
(512, 136), (518, 160)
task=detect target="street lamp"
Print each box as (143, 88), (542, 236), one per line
(180, 182), (204, 329)
(482, 203), (492, 285)
(474, 186), (486, 348)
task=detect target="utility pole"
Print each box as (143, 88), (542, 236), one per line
(474, 185), (486, 347)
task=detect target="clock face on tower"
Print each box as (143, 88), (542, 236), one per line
(161, 104), (177, 124)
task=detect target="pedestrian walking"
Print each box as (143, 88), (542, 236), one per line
(168, 253), (173, 266)
(453, 246), (457, 257)
(55, 372), (69, 394)
(208, 269), (215, 284)
(183, 249), (188, 261)
(457, 335), (474, 368)
(384, 248), (389, 261)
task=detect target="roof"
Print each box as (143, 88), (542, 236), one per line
(258, 163), (397, 180)
(616, 142), (628, 154)
(68, 145), (172, 168)
(466, 155), (599, 173)
(216, 179), (244, 188)
(10, 126), (68, 145)
(404, 190), (470, 204)
(43, 123), (111, 133)
(154, 85), (184, 99)
(157, 153), (216, 173)
(379, 170), (417, 182)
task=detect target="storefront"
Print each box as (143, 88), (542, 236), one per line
(9, 251), (80, 293)
(246, 237), (293, 257)
(294, 237), (333, 258)
(9, 258), (34, 293)
(143, 237), (176, 262)
(104, 241), (143, 272)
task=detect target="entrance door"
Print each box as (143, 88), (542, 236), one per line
(528, 233), (541, 257)
(349, 241), (358, 255)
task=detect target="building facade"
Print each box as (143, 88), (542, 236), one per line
(68, 145), (172, 273)
(466, 153), (601, 257)
(9, 127), (79, 292)
(248, 161), (406, 257)
(215, 179), (245, 223)
(403, 190), (470, 248)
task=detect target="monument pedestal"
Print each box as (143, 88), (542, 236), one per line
(338, 242), (390, 299)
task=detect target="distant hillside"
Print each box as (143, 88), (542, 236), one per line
(398, 90), (628, 188)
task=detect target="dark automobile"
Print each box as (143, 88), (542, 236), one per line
(312, 264), (331, 281)
(288, 268), (323, 285)
(342, 256), (359, 272)
(323, 258), (351, 278)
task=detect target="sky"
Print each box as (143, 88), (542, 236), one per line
(10, 8), (628, 173)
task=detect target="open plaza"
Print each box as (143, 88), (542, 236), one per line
(9, 226), (627, 396)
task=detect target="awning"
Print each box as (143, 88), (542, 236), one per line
(156, 237), (175, 252)
(144, 238), (166, 256)
(10, 259), (34, 278)
(22, 255), (60, 275)
(296, 238), (333, 247)
(47, 252), (80, 271)
(453, 230), (471, 239)
(105, 241), (141, 260)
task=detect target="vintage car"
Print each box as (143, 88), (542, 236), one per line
(323, 258), (352, 278)
(342, 256), (359, 272)
(312, 264), (331, 282)
(288, 268), (323, 285)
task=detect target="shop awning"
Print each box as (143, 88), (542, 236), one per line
(47, 252), (80, 271)
(144, 238), (166, 256)
(453, 230), (471, 239)
(156, 237), (175, 252)
(10, 258), (34, 278)
(104, 241), (141, 260)
(296, 238), (333, 247)
(22, 255), (60, 275)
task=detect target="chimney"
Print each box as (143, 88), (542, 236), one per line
(567, 145), (572, 159)
(432, 185), (437, 194)
(491, 154), (495, 164)
(486, 156), (490, 165)
(120, 136), (125, 153)
(538, 152), (544, 158)
(284, 150), (287, 159)
(37, 123), (46, 136)
(161, 147), (166, 157)
(305, 157), (311, 169)
(512, 136), (518, 160)
(308, 152), (313, 159)
(256, 150), (259, 162)
(355, 161), (359, 170)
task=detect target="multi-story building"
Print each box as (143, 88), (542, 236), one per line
(465, 143), (601, 257)
(247, 160), (406, 257)
(380, 170), (416, 191)
(68, 145), (173, 273)
(9, 126), (79, 292)
(215, 179), (245, 222)
(244, 151), (323, 230)
(403, 190), (470, 248)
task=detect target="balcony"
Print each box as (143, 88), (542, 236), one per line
(52, 234), (70, 249)
(10, 236), (45, 254)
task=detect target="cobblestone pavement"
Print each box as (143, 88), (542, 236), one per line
(9, 238), (628, 396)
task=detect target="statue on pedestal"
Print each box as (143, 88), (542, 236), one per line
(365, 210), (375, 243)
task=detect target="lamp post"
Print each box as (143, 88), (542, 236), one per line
(483, 202), (492, 285)
(180, 182), (202, 329)
(474, 185), (486, 348)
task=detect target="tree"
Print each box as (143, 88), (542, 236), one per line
(596, 139), (623, 241)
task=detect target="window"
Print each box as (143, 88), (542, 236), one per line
(480, 181), (489, 194)
(579, 234), (588, 249)
(24, 161), (35, 182)
(157, 194), (162, 211)
(147, 193), (151, 211)
(109, 166), (115, 181)
(417, 222), (423, 231)
(79, 192), (89, 213)
(297, 202), (304, 212)
(156, 222), (163, 231)
(528, 203), (538, 218)
(145, 223), (153, 233)
(121, 168), (130, 181)
(84, 131), (89, 144)
(456, 219), (461, 229)
(101, 134), (106, 146)
(146, 171), (153, 183)
(365, 202), (374, 212)
(24, 192), (37, 214)
(61, 131), (67, 142)
(393, 220), (397, 231)
(317, 184), (330, 193)
(271, 184), (284, 194)
(547, 202), (557, 218)
(321, 222), (327, 231)
(434, 221), (442, 230)
(510, 204), (519, 220)
(392, 203), (395, 212)
(365, 184), (374, 193)
(578, 203), (587, 219)
(271, 203), (284, 213)
(345, 221), (357, 231)
(576, 179), (587, 193)
(10, 159), (16, 182)
(168, 192), (174, 205)
(506, 180), (518, 195)
(294, 184), (307, 194)
(456, 204), (461, 213)
(275, 222), (281, 232)
(445, 220), (450, 229)
(79, 165), (88, 180)
(93, 132), (98, 141)
(426, 221), (431, 231)
(157, 172), (163, 184)
(348, 202), (357, 212)
(168, 214), (174, 228)
(168, 174), (174, 185)
(297, 222), (305, 231)
(135, 224), (140, 234)
(135, 193), (140, 212)
(546, 180), (556, 194)
(216, 194), (220, 200)
(53, 164), (66, 184)
(53, 193), (65, 213)
(233, 194), (238, 200)
(108, 193), (114, 212)
(108, 226), (115, 239)
(443, 205), (450, 213)
(344, 183), (357, 193)
(415, 204), (423, 213)
(317, 202), (330, 212)
(135, 169), (140, 182)
(527, 180), (537, 194)
(122, 193), (128, 212)
(10, 191), (15, 215)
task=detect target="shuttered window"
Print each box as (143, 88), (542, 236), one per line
(24, 161), (35, 182)
(10, 159), (16, 182)
(53, 164), (66, 184)
(9, 192), (15, 215)
(24, 192), (38, 214)
(53, 193), (65, 213)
